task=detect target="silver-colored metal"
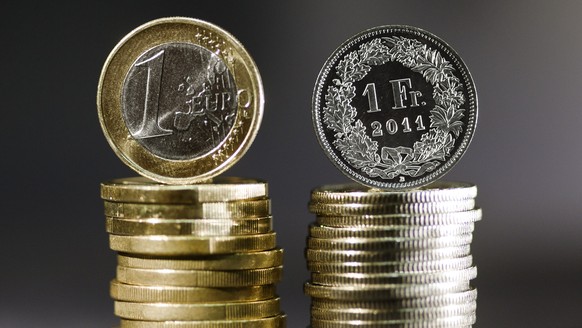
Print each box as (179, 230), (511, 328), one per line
(122, 43), (238, 160)
(311, 266), (477, 285)
(310, 288), (477, 309)
(309, 224), (474, 239)
(305, 246), (472, 263)
(307, 256), (473, 274)
(308, 199), (476, 216)
(307, 234), (473, 251)
(304, 281), (472, 300)
(312, 25), (477, 190)
(316, 208), (482, 227)
(310, 302), (476, 321)
(309, 314), (476, 327)
(311, 181), (477, 204)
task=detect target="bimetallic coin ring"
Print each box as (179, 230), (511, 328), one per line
(98, 17), (264, 184)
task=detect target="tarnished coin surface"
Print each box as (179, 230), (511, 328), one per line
(98, 17), (263, 184)
(312, 25), (477, 190)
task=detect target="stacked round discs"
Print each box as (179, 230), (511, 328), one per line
(102, 177), (286, 327)
(305, 181), (480, 327)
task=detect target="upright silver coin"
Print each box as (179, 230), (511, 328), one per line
(312, 25), (477, 190)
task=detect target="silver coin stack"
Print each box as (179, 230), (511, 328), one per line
(304, 181), (481, 327)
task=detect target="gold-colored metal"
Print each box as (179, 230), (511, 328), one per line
(106, 216), (272, 236)
(114, 298), (280, 320)
(311, 181), (477, 204)
(117, 248), (283, 270)
(97, 17), (264, 184)
(110, 280), (277, 303)
(119, 314), (287, 327)
(104, 199), (270, 219)
(109, 233), (277, 256)
(116, 266), (283, 287)
(101, 177), (268, 203)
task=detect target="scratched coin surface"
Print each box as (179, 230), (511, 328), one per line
(312, 25), (477, 189)
(98, 17), (263, 184)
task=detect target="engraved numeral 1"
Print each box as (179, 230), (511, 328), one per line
(401, 117), (412, 133)
(363, 83), (381, 113)
(415, 115), (426, 131)
(132, 50), (173, 139)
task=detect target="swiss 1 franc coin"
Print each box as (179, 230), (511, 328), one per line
(312, 25), (477, 190)
(98, 17), (263, 184)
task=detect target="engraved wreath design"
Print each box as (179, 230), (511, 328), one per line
(323, 37), (466, 180)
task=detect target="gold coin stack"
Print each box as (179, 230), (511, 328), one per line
(304, 181), (481, 327)
(101, 177), (286, 328)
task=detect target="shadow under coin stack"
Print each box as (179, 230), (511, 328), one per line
(101, 177), (286, 328)
(304, 182), (481, 327)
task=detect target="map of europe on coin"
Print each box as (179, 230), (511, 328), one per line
(98, 17), (263, 184)
(313, 26), (477, 190)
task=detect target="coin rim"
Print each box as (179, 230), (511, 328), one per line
(114, 298), (280, 321)
(101, 177), (268, 203)
(312, 25), (477, 190)
(310, 181), (477, 204)
(110, 279), (277, 303)
(117, 248), (283, 270)
(97, 17), (264, 184)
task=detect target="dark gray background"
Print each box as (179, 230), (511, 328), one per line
(2, 1), (581, 327)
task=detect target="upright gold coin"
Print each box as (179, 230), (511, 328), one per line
(101, 177), (268, 203)
(97, 17), (264, 184)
